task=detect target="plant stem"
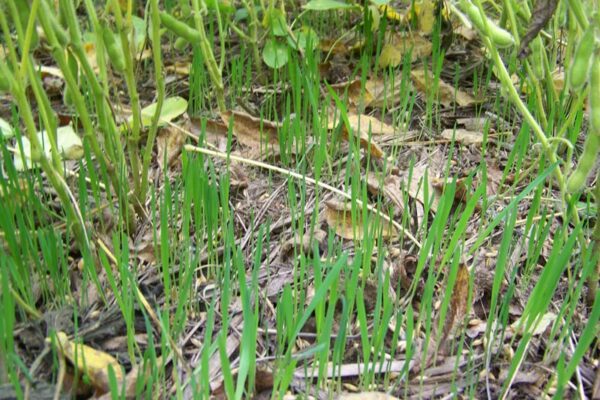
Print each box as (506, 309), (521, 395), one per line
(191, 0), (226, 112)
(110, 0), (143, 197)
(140, 0), (165, 199)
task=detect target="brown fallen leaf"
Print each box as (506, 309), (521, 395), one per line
(330, 79), (374, 109)
(318, 38), (351, 55)
(440, 264), (471, 347)
(328, 112), (386, 159)
(411, 69), (476, 107)
(337, 392), (400, 400)
(325, 199), (397, 240)
(440, 128), (484, 145)
(157, 126), (186, 170)
(378, 34), (432, 68)
(281, 229), (327, 260)
(328, 113), (396, 136)
(431, 176), (475, 207)
(52, 331), (124, 394)
(295, 359), (412, 380)
(404, 164), (441, 213)
(365, 77), (404, 108)
(366, 172), (406, 216)
(219, 110), (280, 151)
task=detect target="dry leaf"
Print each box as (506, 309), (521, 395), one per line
(53, 331), (124, 394)
(379, 4), (406, 22)
(411, 69), (476, 107)
(521, 69), (565, 94)
(440, 128), (483, 145)
(455, 25), (478, 41)
(379, 34), (432, 68)
(413, 0), (436, 34)
(189, 117), (229, 151)
(96, 356), (161, 400)
(330, 79), (374, 109)
(157, 126), (186, 170)
(456, 117), (489, 131)
(324, 200), (397, 240)
(296, 359), (412, 380)
(511, 312), (556, 336)
(318, 38), (350, 55)
(328, 112), (387, 159)
(219, 110), (280, 151)
(441, 264), (471, 342)
(405, 164), (441, 213)
(366, 172), (406, 215)
(337, 392), (400, 400)
(328, 113), (395, 136)
(83, 41), (99, 72)
(281, 229), (327, 259)
(365, 78), (404, 108)
(165, 61), (191, 76)
(431, 176), (475, 207)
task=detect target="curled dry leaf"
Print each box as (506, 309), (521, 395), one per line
(52, 331), (124, 394)
(328, 113), (396, 136)
(189, 117), (230, 151)
(328, 112), (386, 159)
(440, 263), (471, 344)
(511, 312), (557, 336)
(440, 128), (484, 145)
(157, 125), (187, 170)
(366, 172), (405, 216)
(330, 79), (374, 109)
(410, 69), (476, 107)
(325, 199), (397, 240)
(220, 110), (280, 151)
(378, 34), (432, 68)
(404, 164), (441, 213)
(337, 392), (400, 400)
(281, 229), (327, 259)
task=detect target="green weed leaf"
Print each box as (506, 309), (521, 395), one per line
(262, 39), (289, 68)
(303, 0), (355, 11)
(139, 96), (188, 127)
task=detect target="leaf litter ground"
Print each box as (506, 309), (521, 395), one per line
(0, 3), (598, 400)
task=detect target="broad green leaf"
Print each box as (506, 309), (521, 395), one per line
(14, 124), (83, 170)
(0, 117), (14, 138)
(262, 39), (289, 68)
(139, 96), (188, 127)
(132, 15), (147, 52)
(205, 0), (235, 13)
(288, 27), (319, 51)
(263, 8), (288, 37)
(303, 0), (354, 11)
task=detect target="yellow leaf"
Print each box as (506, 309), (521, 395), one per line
(413, 0), (436, 34)
(327, 113), (395, 136)
(54, 332), (124, 394)
(379, 4), (406, 22)
(378, 34), (432, 68)
(411, 68), (476, 107)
